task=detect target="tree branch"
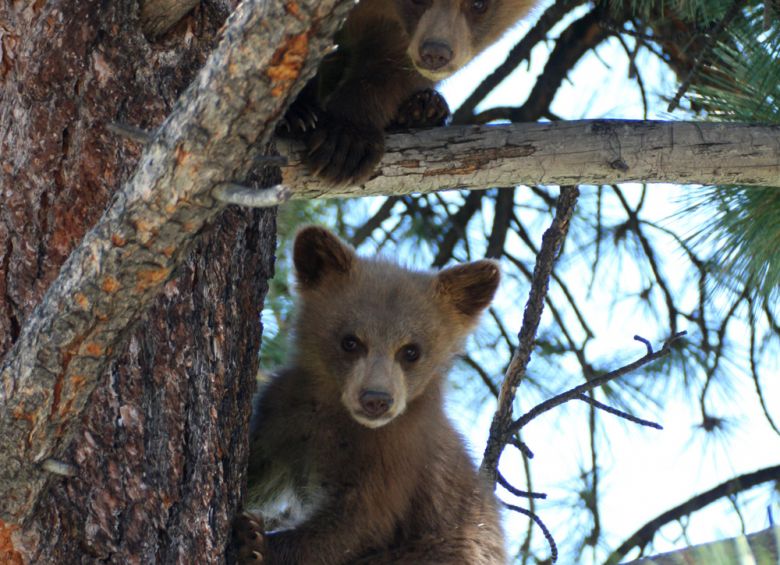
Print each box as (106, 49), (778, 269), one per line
(278, 120), (780, 199)
(509, 332), (685, 435)
(0, 0), (353, 524)
(480, 186), (580, 483)
(606, 465), (780, 564)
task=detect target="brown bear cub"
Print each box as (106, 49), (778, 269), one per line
(235, 226), (505, 564)
(284, 0), (538, 185)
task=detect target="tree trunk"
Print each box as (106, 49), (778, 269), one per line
(0, 1), (276, 562)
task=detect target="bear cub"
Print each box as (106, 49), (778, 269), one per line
(235, 226), (506, 564)
(284, 0), (538, 185)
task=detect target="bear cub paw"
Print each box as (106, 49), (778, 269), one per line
(305, 114), (385, 186)
(277, 98), (321, 135)
(390, 89), (450, 130)
(234, 511), (267, 564)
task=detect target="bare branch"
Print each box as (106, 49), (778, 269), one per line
(278, 121), (780, 199)
(503, 502), (559, 563)
(212, 183), (292, 208)
(497, 471), (547, 500)
(576, 394), (663, 429)
(0, 0), (354, 524)
(510, 332), (686, 435)
(452, 0), (587, 123)
(481, 186), (580, 482)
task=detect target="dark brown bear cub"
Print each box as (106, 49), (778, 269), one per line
(286, 0), (538, 185)
(236, 226), (505, 564)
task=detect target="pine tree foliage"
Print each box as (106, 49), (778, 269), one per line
(683, 3), (780, 305)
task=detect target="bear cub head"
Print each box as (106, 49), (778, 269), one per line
(395, 0), (538, 81)
(291, 226), (500, 428)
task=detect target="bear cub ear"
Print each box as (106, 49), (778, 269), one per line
(293, 226), (356, 288)
(436, 260), (500, 317)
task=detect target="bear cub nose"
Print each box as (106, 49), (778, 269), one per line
(419, 41), (453, 70)
(359, 390), (394, 417)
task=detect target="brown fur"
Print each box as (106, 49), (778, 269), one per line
(289, 0), (539, 185)
(241, 226), (505, 564)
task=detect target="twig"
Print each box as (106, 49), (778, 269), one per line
(576, 394), (663, 430)
(509, 332), (686, 435)
(453, 0), (585, 123)
(212, 183), (291, 208)
(633, 334), (653, 355)
(503, 502), (559, 563)
(40, 459), (77, 478)
(497, 471), (547, 500)
(510, 436), (535, 459)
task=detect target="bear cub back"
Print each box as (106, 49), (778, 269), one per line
(240, 226), (506, 564)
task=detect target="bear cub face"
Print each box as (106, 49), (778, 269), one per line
(291, 226), (500, 428)
(397, 0), (535, 81)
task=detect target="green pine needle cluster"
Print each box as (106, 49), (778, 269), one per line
(681, 2), (780, 304)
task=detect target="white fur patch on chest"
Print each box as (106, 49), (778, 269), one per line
(246, 474), (327, 531)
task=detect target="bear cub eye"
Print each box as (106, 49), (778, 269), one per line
(471, 0), (488, 14)
(401, 344), (421, 363)
(341, 335), (361, 353)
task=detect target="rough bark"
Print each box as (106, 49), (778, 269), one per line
(277, 120), (780, 198)
(0, 0), (349, 562)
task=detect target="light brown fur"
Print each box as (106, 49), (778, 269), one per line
(240, 227), (505, 564)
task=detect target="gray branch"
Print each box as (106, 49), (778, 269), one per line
(278, 120), (780, 199)
(0, 0), (354, 524)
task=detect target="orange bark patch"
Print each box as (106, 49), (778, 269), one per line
(136, 267), (171, 291)
(70, 374), (86, 389)
(12, 408), (35, 447)
(111, 233), (127, 247)
(175, 144), (192, 166)
(101, 276), (121, 293)
(133, 218), (157, 239)
(0, 520), (23, 565)
(74, 292), (90, 310)
(51, 372), (64, 418)
(285, 1), (301, 18)
(12, 408), (34, 427)
(161, 245), (176, 258)
(267, 33), (309, 97)
(81, 342), (104, 356)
